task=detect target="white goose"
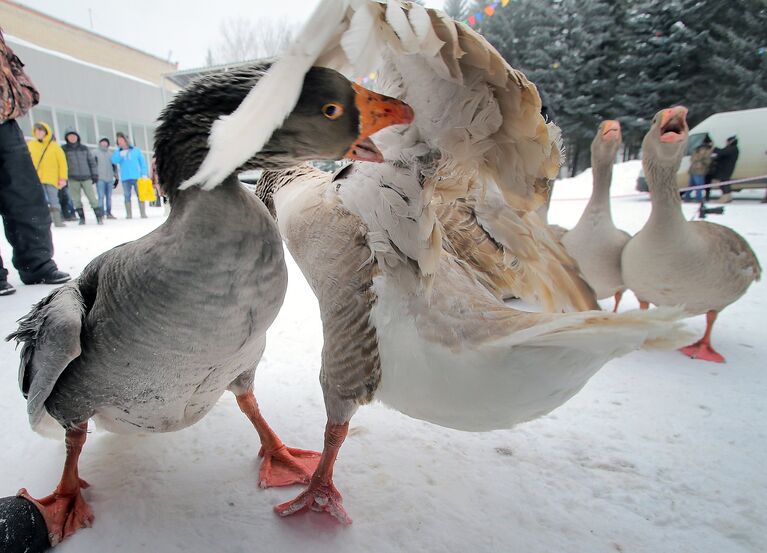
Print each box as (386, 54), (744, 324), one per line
(562, 120), (632, 311)
(622, 106), (761, 362)
(192, 0), (690, 524)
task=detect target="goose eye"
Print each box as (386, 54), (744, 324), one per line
(322, 103), (344, 120)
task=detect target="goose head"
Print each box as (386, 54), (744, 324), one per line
(591, 120), (622, 167)
(154, 63), (413, 200)
(642, 106), (689, 170)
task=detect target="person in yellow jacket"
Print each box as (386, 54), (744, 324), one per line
(27, 122), (67, 227)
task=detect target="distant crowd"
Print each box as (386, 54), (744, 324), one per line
(27, 122), (157, 226)
(684, 134), (740, 204)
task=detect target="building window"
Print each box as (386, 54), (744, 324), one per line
(115, 121), (130, 143)
(17, 112), (33, 138)
(133, 124), (148, 150)
(148, 125), (157, 150)
(31, 106), (54, 132)
(97, 117), (114, 143)
(76, 113), (97, 145)
(56, 110), (77, 138)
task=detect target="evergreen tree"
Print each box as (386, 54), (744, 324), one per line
(444, 0), (468, 21)
(462, 0), (767, 174)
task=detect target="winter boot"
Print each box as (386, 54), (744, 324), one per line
(95, 207), (104, 225)
(0, 281), (16, 296)
(50, 207), (65, 228)
(107, 211), (116, 220)
(125, 202), (133, 219)
(138, 202), (147, 219)
(76, 208), (86, 225)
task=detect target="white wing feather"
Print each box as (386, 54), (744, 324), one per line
(181, 0), (352, 190)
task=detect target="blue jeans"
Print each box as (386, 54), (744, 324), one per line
(122, 179), (138, 203)
(97, 179), (113, 214)
(684, 174), (705, 201)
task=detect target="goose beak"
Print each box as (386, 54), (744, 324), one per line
(659, 106), (689, 143)
(346, 83), (415, 163)
(601, 120), (621, 141)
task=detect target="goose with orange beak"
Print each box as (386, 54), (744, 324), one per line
(622, 106), (761, 362)
(562, 119), (632, 311)
(5, 63), (414, 547)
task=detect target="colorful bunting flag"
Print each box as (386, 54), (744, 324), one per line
(466, 0), (513, 27)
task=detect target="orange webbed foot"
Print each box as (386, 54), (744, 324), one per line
(680, 340), (725, 363)
(17, 485), (94, 546)
(274, 480), (351, 525)
(258, 445), (321, 488)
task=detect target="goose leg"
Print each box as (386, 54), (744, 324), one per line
(17, 422), (94, 546)
(613, 290), (624, 312)
(679, 310), (725, 363)
(274, 421), (352, 525)
(235, 392), (320, 488)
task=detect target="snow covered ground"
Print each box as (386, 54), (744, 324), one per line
(1, 164), (764, 553)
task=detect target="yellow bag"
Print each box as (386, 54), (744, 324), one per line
(137, 177), (156, 203)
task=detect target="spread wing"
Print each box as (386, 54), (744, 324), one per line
(185, 0), (561, 209)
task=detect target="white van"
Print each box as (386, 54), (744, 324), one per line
(676, 107), (767, 190)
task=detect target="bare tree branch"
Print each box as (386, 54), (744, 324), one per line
(208, 17), (294, 65)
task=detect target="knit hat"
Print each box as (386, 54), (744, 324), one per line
(99, 137), (110, 146)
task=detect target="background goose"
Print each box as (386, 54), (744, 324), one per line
(562, 120), (632, 311)
(621, 106), (761, 362)
(212, 0), (691, 524)
(5, 63), (412, 546)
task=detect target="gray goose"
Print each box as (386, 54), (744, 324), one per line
(621, 106), (761, 362)
(5, 62), (412, 546)
(562, 120), (632, 312)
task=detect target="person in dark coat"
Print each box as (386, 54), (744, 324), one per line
(710, 135), (739, 204)
(0, 27), (70, 296)
(62, 128), (102, 224)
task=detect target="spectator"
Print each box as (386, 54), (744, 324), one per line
(62, 128), (102, 225)
(27, 122), (67, 227)
(710, 135), (740, 204)
(1, 27), (70, 296)
(112, 131), (148, 219)
(683, 139), (712, 202)
(94, 137), (117, 219)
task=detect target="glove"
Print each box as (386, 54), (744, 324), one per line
(92, 179), (98, 185)
(113, 178), (119, 189)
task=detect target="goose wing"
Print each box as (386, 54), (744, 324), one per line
(370, 254), (689, 431)
(7, 260), (100, 433)
(185, 0), (560, 207)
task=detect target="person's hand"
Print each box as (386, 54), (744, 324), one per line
(92, 179), (98, 185)
(113, 178), (119, 189)
(58, 179), (67, 189)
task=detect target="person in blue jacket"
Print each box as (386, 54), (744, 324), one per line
(112, 131), (148, 218)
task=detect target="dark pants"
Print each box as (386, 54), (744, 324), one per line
(58, 186), (76, 219)
(0, 120), (57, 284)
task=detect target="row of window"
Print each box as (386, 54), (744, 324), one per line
(17, 105), (156, 153)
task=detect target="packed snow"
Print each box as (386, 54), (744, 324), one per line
(1, 163), (764, 553)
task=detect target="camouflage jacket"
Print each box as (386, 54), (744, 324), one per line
(0, 28), (39, 123)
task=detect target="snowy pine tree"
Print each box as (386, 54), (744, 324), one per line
(463, 0), (767, 174)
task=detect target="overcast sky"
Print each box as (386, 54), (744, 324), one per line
(17, 0), (445, 69)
